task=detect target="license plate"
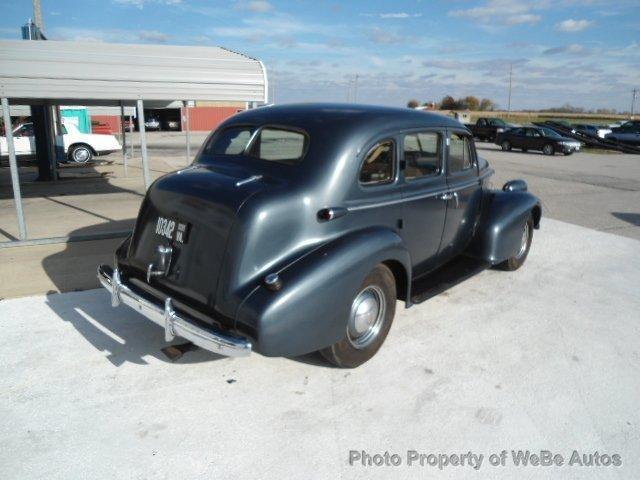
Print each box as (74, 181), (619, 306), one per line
(154, 216), (191, 244)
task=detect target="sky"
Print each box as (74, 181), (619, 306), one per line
(1, 0), (639, 111)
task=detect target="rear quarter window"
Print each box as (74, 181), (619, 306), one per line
(203, 126), (308, 165)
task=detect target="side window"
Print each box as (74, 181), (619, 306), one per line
(61, 125), (68, 135)
(18, 124), (34, 136)
(403, 132), (441, 180)
(478, 119), (486, 126)
(448, 133), (474, 173)
(359, 140), (395, 185)
(249, 128), (307, 163)
(207, 126), (254, 155)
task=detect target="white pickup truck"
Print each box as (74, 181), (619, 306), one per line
(1, 120), (121, 163)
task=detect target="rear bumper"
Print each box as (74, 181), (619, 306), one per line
(97, 264), (252, 357)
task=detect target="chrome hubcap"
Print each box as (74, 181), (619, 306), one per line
(74, 148), (90, 163)
(516, 222), (529, 258)
(347, 285), (385, 349)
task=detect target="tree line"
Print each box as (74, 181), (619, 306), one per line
(407, 96), (496, 111)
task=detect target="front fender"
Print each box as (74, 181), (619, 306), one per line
(235, 227), (411, 357)
(467, 190), (541, 264)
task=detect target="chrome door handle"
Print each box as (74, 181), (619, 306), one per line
(440, 191), (459, 208)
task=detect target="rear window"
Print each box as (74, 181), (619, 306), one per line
(203, 126), (307, 165)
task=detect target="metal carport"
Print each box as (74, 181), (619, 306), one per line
(0, 39), (267, 243)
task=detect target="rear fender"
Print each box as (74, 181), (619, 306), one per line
(235, 227), (411, 357)
(467, 190), (541, 264)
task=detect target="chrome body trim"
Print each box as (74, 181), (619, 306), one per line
(97, 265), (252, 357)
(348, 176), (483, 212)
(235, 174), (263, 187)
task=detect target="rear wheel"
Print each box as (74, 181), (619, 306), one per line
(521, 148), (528, 152)
(543, 143), (555, 156)
(501, 140), (512, 151)
(68, 144), (93, 164)
(320, 264), (396, 368)
(496, 215), (533, 271)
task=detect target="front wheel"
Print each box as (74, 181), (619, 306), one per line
(543, 143), (555, 156)
(496, 215), (533, 271)
(501, 140), (512, 151)
(320, 264), (396, 368)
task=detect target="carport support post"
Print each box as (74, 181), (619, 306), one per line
(137, 99), (151, 189)
(184, 100), (191, 164)
(119, 102), (128, 177)
(1, 97), (28, 240)
(128, 115), (134, 159)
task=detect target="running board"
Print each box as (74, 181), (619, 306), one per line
(410, 256), (490, 305)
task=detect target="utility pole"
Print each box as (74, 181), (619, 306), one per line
(271, 72), (276, 104)
(353, 74), (359, 103)
(507, 63), (513, 116)
(631, 88), (637, 119)
(33, 0), (44, 31)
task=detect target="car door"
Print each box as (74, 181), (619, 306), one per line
(526, 128), (545, 150)
(477, 118), (487, 137)
(13, 124), (36, 154)
(399, 129), (447, 277)
(509, 128), (525, 148)
(438, 130), (483, 263)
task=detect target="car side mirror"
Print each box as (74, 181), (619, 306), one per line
(503, 179), (528, 192)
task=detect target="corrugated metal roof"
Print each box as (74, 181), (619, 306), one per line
(0, 40), (267, 103)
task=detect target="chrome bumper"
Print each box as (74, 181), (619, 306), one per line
(97, 265), (252, 357)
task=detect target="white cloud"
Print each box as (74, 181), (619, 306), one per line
(361, 12), (422, 19)
(368, 27), (404, 44)
(449, 0), (541, 26)
(113, 0), (181, 9)
(137, 30), (171, 42)
(555, 19), (594, 32)
(50, 27), (171, 44)
(236, 0), (273, 13)
(542, 44), (597, 55)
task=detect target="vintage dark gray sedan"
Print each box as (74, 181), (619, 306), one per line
(98, 104), (541, 368)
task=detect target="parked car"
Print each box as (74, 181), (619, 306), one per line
(572, 123), (611, 139)
(163, 119), (181, 131)
(605, 121), (640, 145)
(123, 118), (135, 131)
(144, 116), (161, 131)
(98, 104), (541, 368)
(496, 126), (582, 155)
(465, 117), (516, 142)
(0, 120), (121, 163)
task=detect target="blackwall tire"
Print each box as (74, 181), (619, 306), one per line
(543, 143), (555, 156)
(320, 264), (396, 368)
(501, 140), (511, 151)
(496, 215), (534, 271)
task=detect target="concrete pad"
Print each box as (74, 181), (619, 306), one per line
(0, 237), (124, 298)
(1, 220), (639, 479)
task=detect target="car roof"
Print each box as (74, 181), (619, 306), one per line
(224, 103), (465, 135)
